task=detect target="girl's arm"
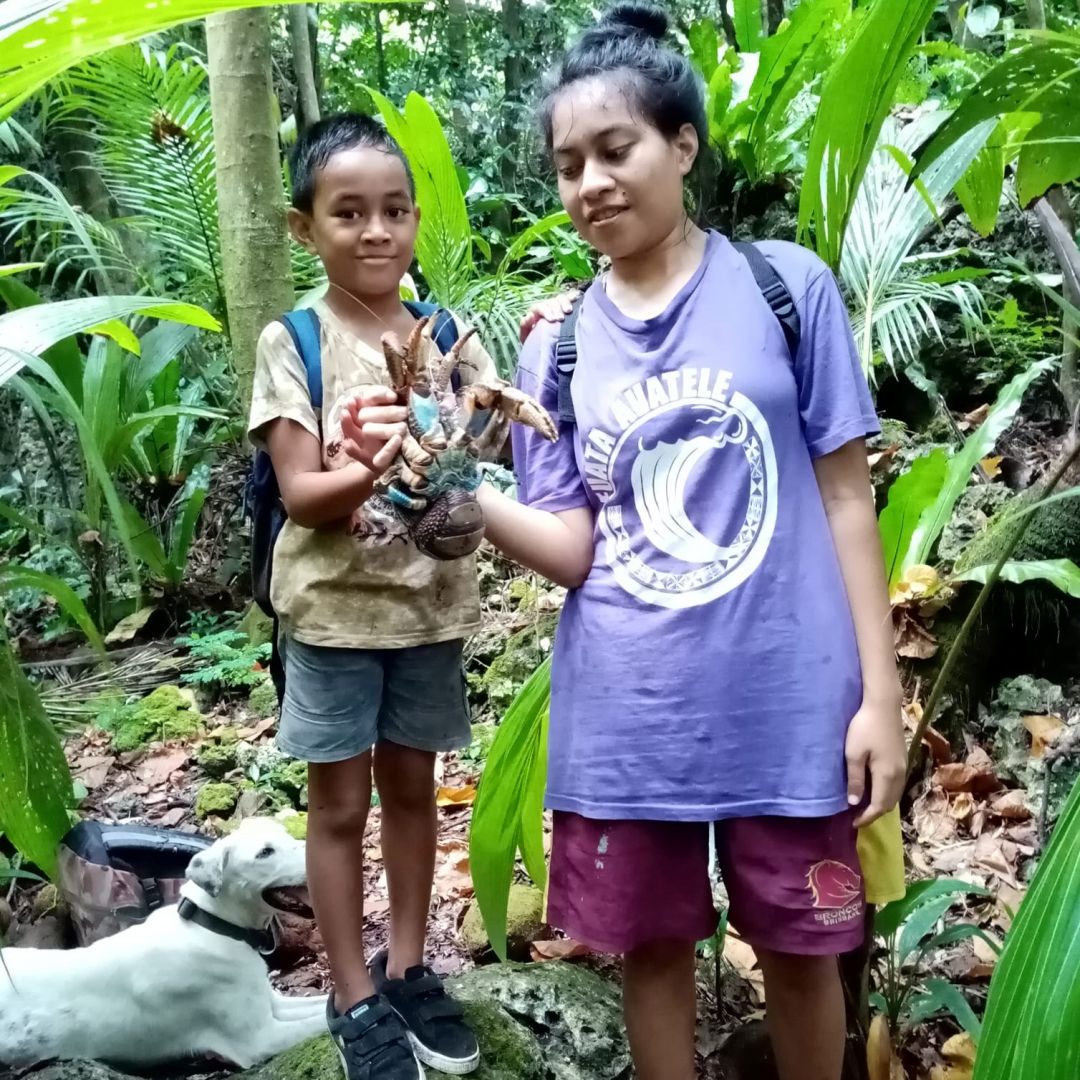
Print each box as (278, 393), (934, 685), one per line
(477, 483), (594, 590)
(814, 440), (906, 828)
(266, 389), (405, 529)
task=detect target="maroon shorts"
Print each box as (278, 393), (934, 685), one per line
(547, 811), (866, 956)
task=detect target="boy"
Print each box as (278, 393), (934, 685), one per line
(248, 113), (493, 1080)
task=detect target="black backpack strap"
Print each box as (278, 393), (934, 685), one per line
(732, 241), (801, 361)
(555, 287), (590, 426)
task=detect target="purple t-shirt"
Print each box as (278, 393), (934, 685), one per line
(511, 231), (881, 822)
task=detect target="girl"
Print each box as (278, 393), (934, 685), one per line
(351, 6), (905, 1078)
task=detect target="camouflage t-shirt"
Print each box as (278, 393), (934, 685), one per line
(248, 300), (498, 649)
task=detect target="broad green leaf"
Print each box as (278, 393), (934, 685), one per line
(954, 128), (1006, 237)
(876, 877), (989, 939)
(924, 923), (1003, 957)
(878, 449), (948, 588)
(366, 89), (472, 307)
(974, 775), (1080, 1078)
(0, 565), (104, 652)
(733, 0), (763, 52)
(469, 656), (551, 961)
(906, 360), (1053, 571)
(87, 319), (141, 356)
(798, 0), (938, 268)
(0, 498), (46, 538)
(0, 294), (220, 388)
(168, 466), (210, 587)
(0, 276), (84, 403)
(119, 500), (169, 581)
(909, 978), (982, 1037)
(0, 1), (392, 121)
(0, 261), (43, 276)
(502, 211), (573, 270)
(953, 559), (1080, 598)
(899, 892), (960, 964)
(910, 35), (1080, 207)
(688, 18), (720, 81)
(0, 635), (74, 879)
(124, 322), (198, 412)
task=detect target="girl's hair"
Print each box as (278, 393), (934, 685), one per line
(537, 3), (707, 153)
(289, 112), (416, 212)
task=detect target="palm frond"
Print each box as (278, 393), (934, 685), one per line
(54, 43), (222, 307)
(840, 113), (996, 378)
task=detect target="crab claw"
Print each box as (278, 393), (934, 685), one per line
(382, 315), (433, 394)
(462, 383), (558, 443)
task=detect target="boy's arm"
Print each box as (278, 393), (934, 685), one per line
(265, 392), (405, 529)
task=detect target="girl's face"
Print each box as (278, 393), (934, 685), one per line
(289, 146), (420, 300)
(550, 76), (698, 262)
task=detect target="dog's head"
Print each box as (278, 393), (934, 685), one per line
(184, 818), (312, 918)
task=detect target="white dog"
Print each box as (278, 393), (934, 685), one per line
(0, 818), (328, 1069)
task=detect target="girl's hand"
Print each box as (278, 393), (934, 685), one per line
(340, 386), (407, 474)
(845, 697), (906, 828)
(519, 289), (581, 343)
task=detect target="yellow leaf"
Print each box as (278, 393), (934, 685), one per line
(867, 1014), (903, 1080)
(979, 455), (1003, 478)
(436, 784), (476, 807)
(88, 319), (141, 355)
(1022, 713), (1064, 757)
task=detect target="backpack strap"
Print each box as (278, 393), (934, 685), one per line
(279, 308), (323, 409)
(555, 285), (590, 426)
(403, 299), (461, 389)
(731, 241), (801, 361)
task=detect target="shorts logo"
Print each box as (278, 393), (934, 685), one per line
(807, 859), (863, 926)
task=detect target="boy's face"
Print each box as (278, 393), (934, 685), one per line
(289, 146), (420, 300)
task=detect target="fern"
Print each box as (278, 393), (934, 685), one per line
(177, 628), (271, 693)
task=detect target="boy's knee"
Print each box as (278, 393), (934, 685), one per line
(756, 948), (839, 990)
(308, 798), (368, 837)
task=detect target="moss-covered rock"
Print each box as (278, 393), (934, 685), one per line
(238, 603), (275, 649)
(106, 685), (203, 751)
(460, 883), (545, 960)
(195, 727), (241, 778)
(195, 781), (240, 820)
(279, 810), (308, 839)
(475, 613), (558, 715)
(248, 677), (278, 719)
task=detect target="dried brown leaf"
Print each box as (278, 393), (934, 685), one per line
(73, 755), (113, 790)
(530, 938), (591, 962)
(436, 785), (477, 807)
(990, 790), (1031, 820)
(132, 748), (188, 787)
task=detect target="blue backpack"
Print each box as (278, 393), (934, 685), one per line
(247, 300), (461, 627)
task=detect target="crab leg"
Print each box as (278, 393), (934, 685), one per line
(381, 315), (432, 394)
(430, 326), (477, 399)
(461, 383), (558, 443)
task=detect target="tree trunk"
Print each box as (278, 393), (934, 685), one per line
(206, 7), (295, 412)
(288, 3), (321, 132)
(372, 5), (387, 94)
(718, 0), (737, 47)
(761, 0), (784, 35)
(446, 0), (470, 146)
(500, 0), (522, 195)
(1026, 0), (1047, 29)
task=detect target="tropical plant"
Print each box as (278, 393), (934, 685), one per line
(972, 774), (1080, 1079)
(871, 877), (995, 1038)
(878, 358), (1055, 589)
(469, 655), (550, 961)
(798, 0), (939, 269)
(54, 42), (223, 308)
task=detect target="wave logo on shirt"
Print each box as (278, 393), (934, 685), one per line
(583, 368), (778, 609)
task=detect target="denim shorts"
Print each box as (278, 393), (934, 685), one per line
(277, 635), (472, 763)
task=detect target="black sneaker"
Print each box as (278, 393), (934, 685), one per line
(326, 992), (425, 1080)
(370, 949), (480, 1075)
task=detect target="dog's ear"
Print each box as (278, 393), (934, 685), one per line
(186, 846), (230, 898)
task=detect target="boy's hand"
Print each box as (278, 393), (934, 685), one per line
(340, 386), (407, 474)
(845, 696), (906, 828)
(519, 289), (581, 343)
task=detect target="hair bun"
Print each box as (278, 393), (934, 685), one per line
(600, 2), (668, 42)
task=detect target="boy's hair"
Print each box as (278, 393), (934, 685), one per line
(537, 3), (707, 154)
(289, 112), (416, 213)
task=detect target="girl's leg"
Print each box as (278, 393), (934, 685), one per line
(622, 938), (698, 1080)
(757, 948), (845, 1080)
(306, 751), (375, 1011)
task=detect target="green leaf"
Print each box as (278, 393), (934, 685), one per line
(906, 360), (1053, 571)
(0, 294), (220, 389)
(501, 211), (573, 270)
(878, 450), (949, 588)
(876, 877), (989, 939)
(908, 978), (982, 1037)
(798, 0), (938, 268)
(953, 559), (1080, 598)
(0, 635), (75, 879)
(974, 776), (1080, 1078)
(0, 565), (104, 652)
(910, 35), (1080, 207)
(87, 319), (141, 356)
(0, 498), (46, 538)
(688, 18), (720, 81)
(124, 322), (197, 413)
(0, 261), (43, 277)
(0, 276), (84, 403)
(469, 656), (551, 961)
(923, 923), (1003, 957)
(899, 892), (960, 964)
(955, 122), (1007, 237)
(733, 0), (763, 52)
(167, 465), (210, 587)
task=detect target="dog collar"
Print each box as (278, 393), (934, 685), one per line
(177, 896), (277, 955)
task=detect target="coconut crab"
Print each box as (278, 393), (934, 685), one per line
(327, 314), (558, 560)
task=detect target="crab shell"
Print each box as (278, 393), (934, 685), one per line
(411, 488), (485, 560)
